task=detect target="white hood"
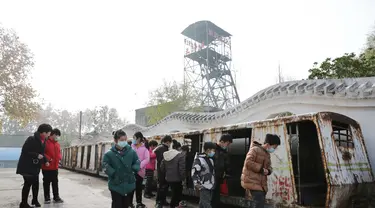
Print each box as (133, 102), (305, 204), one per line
(163, 149), (180, 161)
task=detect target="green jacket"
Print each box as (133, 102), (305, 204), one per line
(102, 145), (140, 196)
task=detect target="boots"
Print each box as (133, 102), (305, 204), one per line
(19, 202), (32, 208)
(31, 199), (41, 207)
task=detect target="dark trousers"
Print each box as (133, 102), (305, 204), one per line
(211, 178), (221, 208)
(156, 172), (169, 204)
(22, 175), (39, 203)
(42, 170), (59, 200)
(144, 169), (154, 195)
(129, 174), (143, 204)
(111, 190), (129, 208)
(169, 181), (183, 207)
(199, 189), (213, 208)
(250, 190), (266, 208)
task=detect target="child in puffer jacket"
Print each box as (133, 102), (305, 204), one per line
(191, 142), (216, 208)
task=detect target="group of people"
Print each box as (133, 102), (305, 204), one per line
(15, 123), (280, 208)
(16, 124), (64, 208)
(103, 128), (280, 208)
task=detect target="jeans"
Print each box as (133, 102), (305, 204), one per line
(110, 190), (129, 208)
(42, 170), (60, 200)
(199, 189), (213, 208)
(250, 190), (266, 208)
(22, 175), (39, 203)
(129, 174), (144, 204)
(169, 182), (183, 207)
(144, 169), (154, 195)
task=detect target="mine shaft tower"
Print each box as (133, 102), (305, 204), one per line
(182, 21), (240, 109)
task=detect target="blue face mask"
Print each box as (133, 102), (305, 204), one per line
(132, 139), (137, 145)
(267, 147), (275, 153)
(117, 141), (128, 148)
(208, 152), (215, 157)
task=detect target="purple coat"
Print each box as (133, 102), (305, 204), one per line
(131, 143), (150, 178)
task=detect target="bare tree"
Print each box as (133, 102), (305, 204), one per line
(0, 25), (39, 127)
(145, 80), (201, 125)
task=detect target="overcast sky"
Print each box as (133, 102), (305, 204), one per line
(1, 0), (374, 123)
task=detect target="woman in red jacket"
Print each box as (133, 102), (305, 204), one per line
(144, 140), (158, 198)
(41, 128), (64, 204)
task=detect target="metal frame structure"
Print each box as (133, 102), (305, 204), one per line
(181, 20), (240, 109)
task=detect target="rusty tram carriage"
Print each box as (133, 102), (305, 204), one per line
(61, 112), (374, 207)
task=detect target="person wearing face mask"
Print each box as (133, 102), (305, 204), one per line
(41, 128), (64, 204)
(129, 132), (149, 208)
(160, 140), (185, 208)
(17, 123), (53, 208)
(154, 135), (173, 208)
(102, 129), (140, 208)
(211, 134), (233, 208)
(144, 140), (158, 199)
(191, 142), (216, 208)
(241, 134), (281, 208)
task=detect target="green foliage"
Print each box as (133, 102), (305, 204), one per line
(308, 25), (375, 80)
(0, 25), (40, 126)
(307, 51), (375, 79)
(145, 80), (201, 125)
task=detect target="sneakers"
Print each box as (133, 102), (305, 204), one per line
(154, 203), (163, 208)
(136, 203), (146, 208)
(19, 202), (32, 208)
(44, 198), (51, 204)
(179, 201), (188, 207)
(31, 199), (41, 207)
(54, 197), (64, 203)
(155, 201), (170, 208)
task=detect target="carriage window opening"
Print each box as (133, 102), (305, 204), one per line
(222, 128), (252, 197)
(183, 134), (203, 189)
(332, 121), (354, 148)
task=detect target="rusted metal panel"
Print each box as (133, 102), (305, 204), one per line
(317, 116), (343, 185)
(68, 148), (72, 167)
(76, 146), (82, 168)
(327, 183), (375, 207)
(72, 147), (78, 168)
(317, 113), (374, 186)
(82, 146), (88, 169)
(89, 145), (96, 170)
(203, 132), (213, 143)
(252, 124), (295, 206)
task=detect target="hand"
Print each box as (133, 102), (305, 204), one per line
(263, 168), (269, 175)
(46, 162), (50, 167)
(37, 154), (44, 159)
(195, 184), (203, 191)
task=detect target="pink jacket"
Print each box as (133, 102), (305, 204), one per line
(132, 143), (150, 178)
(146, 148), (156, 171)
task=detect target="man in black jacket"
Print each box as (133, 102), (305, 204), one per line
(17, 124), (53, 208)
(154, 135), (172, 208)
(211, 133), (233, 208)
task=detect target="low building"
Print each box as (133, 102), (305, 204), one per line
(0, 147), (21, 168)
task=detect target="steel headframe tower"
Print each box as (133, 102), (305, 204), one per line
(181, 20), (240, 110)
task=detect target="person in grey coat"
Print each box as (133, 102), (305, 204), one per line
(160, 140), (186, 208)
(191, 142), (216, 208)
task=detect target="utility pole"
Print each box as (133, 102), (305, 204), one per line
(78, 111), (82, 140)
(278, 61), (282, 83)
